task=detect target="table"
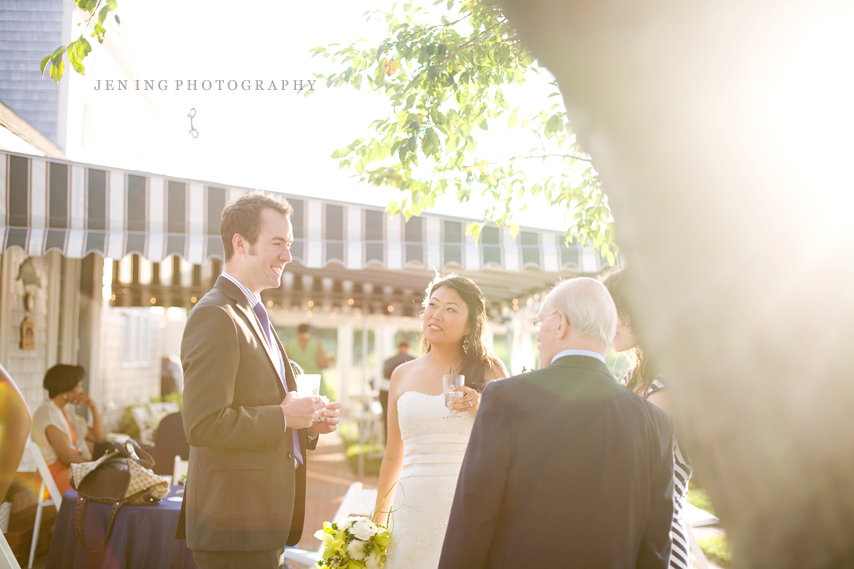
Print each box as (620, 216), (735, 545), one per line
(46, 486), (197, 569)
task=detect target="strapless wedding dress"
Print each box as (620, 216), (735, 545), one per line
(384, 391), (474, 569)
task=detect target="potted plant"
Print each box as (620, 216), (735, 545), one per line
(0, 485), (13, 534)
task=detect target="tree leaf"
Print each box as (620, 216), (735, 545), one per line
(507, 108), (518, 129)
(49, 59), (65, 84)
(39, 55), (51, 75)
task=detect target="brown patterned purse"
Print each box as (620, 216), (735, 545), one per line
(69, 439), (169, 551)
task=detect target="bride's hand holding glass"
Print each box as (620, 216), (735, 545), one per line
(448, 385), (479, 414)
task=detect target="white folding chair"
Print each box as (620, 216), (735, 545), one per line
(23, 440), (63, 569)
(283, 482), (378, 566)
(1, 530), (23, 569)
(684, 502), (719, 569)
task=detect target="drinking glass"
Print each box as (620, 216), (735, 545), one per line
(296, 374), (324, 422)
(295, 374), (321, 397)
(442, 374), (465, 418)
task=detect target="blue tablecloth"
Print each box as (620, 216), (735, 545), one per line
(46, 486), (196, 569)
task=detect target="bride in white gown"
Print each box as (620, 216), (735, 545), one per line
(373, 275), (507, 569)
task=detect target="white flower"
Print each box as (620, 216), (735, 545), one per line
(366, 552), (381, 569)
(347, 540), (366, 560)
(350, 518), (376, 541)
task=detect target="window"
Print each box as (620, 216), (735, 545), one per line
(122, 309), (153, 366)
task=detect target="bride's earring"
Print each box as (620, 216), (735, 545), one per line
(462, 338), (470, 354)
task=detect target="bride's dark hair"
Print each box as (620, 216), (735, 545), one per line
(420, 274), (501, 392)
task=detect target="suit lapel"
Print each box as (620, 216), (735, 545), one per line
(237, 302), (280, 373)
(215, 276), (284, 392)
(275, 334), (298, 393)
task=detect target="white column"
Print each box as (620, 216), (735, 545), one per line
(46, 251), (63, 369)
(337, 322), (354, 407)
(375, 325), (396, 385)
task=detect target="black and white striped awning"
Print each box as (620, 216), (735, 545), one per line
(1, 150), (607, 310)
(0, 150), (603, 271)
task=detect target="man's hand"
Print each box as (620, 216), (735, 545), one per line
(308, 401), (343, 434)
(281, 393), (325, 429)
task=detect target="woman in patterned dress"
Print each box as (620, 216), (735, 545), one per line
(604, 269), (695, 569)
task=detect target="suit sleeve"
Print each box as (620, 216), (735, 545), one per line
(637, 415), (676, 569)
(438, 380), (512, 569)
(181, 304), (285, 450)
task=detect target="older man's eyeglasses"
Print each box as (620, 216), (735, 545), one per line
(532, 311), (559, 331)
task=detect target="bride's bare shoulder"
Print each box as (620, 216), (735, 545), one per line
(390, 357), (425, 396)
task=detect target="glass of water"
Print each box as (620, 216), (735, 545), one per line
(295, 374), (321, 397)
(443, 374), (465, 418)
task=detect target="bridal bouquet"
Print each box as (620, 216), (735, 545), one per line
(314, 516), (391, 569)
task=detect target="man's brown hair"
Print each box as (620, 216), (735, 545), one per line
(220, 191), (293, 261)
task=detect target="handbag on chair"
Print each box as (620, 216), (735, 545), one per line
(69, 439), (169, 551)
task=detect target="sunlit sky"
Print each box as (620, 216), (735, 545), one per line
(113, 0), (576, 232)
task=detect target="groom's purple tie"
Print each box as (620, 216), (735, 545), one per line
(253, 301), (273, 345)
(253, 302), (303, 465)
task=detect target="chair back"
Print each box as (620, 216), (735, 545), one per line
(23, 440), (63, 509)
(152, 412), (189, 475)
(333, 483), (378, 523)
(0, 531), (22, 569)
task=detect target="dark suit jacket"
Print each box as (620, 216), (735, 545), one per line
(383, 351), (415, 381)
(177, 276), (317, 551)
(438, 355), (674, 569)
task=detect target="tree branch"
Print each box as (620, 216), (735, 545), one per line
(510, 153), (592, 162)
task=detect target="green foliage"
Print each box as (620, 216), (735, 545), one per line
(698, 535), (733, 568)
(151, 393), (183, 408)
(117, 405), (140, 438)
(311, 0), (616, 260)
(687, 481), (715, 515)
(339, 421), (384, 475)
(344, 444), (384, 476)
(40, 0), (120, 84)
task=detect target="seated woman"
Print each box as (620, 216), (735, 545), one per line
(31, 364), (106, 495)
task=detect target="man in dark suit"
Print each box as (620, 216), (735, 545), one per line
(439, 277), (674, 569)
(178, 191), (341, 569)
(379, 340), (414, 437)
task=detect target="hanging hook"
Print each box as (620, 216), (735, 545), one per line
(188, 108), (198, 138)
